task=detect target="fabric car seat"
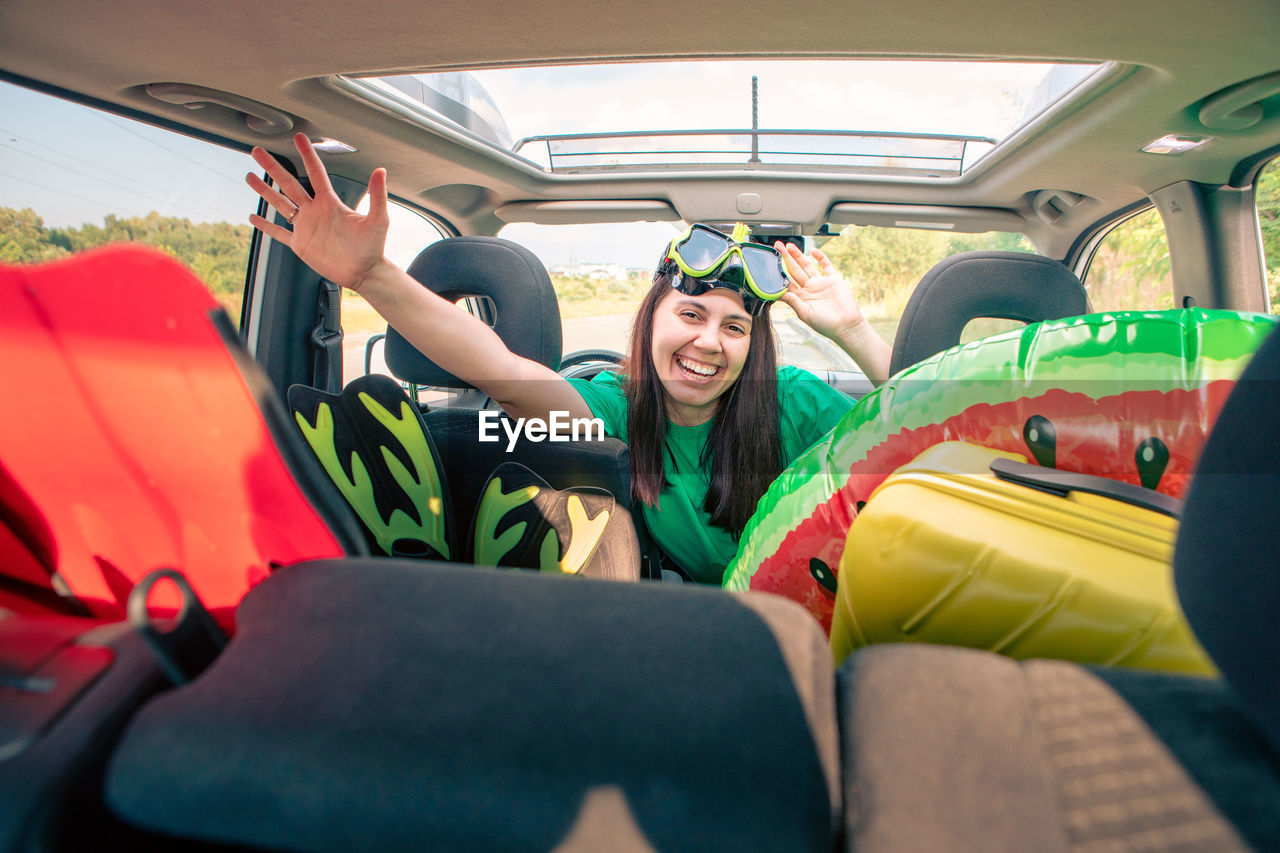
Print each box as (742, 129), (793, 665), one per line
(383, 236), (661, 577)
(889, 250), (1090, 375)
(0, 245), (367, 631)
(836, 326), (1280, 851)
(104, 557), (842, 851)
(385, 236), (563, 399)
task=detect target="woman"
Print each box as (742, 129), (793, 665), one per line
(247, 134), (891, 584)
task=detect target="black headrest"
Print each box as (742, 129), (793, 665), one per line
(889, 251), (1089, 375)
(1174, 325), (1280, 756)
(385, 237), (562, 388)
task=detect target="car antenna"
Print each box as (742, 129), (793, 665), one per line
(748, 75), (761, 164)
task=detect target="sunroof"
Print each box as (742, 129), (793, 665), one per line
(343, 59), (1104, 176)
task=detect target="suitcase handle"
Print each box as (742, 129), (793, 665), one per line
(989, 458), (1183, 519)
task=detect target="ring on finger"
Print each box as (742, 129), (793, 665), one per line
(284, 203), (298, 224)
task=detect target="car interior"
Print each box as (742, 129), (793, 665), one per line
(2, 0), (1280, 850)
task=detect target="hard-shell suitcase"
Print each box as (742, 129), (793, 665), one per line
(829, 442), (1213, 675)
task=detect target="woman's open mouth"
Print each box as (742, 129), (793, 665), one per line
(675, 354), (722, 382)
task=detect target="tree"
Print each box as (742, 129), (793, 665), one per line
(1256, 160), (1280, 306)
(0, 208), (69, 264)
(1085, 209), (1173, 311)
(818, 225), (947, 312)
(0, 205), (252, 300)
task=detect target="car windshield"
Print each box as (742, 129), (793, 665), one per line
(500, 219), (1033, 373)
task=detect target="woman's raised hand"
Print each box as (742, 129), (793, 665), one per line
(776, 241), (892, 383)
(775, 242), (866, 340)
(246, 133), (390, 291)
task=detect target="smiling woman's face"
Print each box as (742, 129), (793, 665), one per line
(649, 286), (754, 425)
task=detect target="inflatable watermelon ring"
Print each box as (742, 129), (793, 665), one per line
(724, 308), (1279, 633)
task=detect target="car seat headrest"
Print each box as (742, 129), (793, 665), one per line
(889, 251), (1089, 375)
(385, 237), (562, 388)
(1174, 325), (1280, 757)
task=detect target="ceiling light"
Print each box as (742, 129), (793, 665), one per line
(311, 137), (357, 154)
(1141, 134), (1212, 155)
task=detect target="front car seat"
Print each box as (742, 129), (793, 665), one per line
(889, 250), (1090, 375)
(382, 237), (661, 576)
(385, 236), (562, 406)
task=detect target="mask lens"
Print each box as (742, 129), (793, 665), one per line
(740, 244), (790, 298)
(671, 270), (710, 297)
(676, 227), (732, 272)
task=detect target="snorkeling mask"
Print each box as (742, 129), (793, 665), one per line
(665, 223), (791, 316)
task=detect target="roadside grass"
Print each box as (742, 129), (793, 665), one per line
(342, 291), (386, 336)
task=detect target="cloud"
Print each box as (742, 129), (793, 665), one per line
(473, 59), (1063, 141)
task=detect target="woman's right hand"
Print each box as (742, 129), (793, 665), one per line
(246, 133), (390, 291)
(245, 134), (592, 423)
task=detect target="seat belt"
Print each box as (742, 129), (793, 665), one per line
(310, 278), (344, 393)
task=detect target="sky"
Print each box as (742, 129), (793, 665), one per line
(0, 81), (258, 227)
(472, 59), (1065, 143)
(0, 60), (1096, 269)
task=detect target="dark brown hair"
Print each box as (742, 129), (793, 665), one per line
(624, 261), (783, 537)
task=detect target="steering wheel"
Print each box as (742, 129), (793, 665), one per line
(558, 348), (625, 381)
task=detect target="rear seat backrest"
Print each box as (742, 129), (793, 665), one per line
(104, 558), (841, 850)
(1174, 324), (1280, 755)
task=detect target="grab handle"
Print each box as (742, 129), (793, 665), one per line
(145, 83), (294, 135)
(1198, 71), (1280, 130)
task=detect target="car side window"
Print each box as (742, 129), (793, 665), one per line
(1080, 208), (1175, 311)
(1255, 157), (1280, 311)
(343, 198), (446, 381)
(0, 80), (259, 324)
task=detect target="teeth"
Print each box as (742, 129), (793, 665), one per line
(677, 356), (718, 377)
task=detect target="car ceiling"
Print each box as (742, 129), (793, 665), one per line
(4, 0), (1280, 257)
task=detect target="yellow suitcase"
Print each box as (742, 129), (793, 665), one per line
(829, 442), (1213, 675)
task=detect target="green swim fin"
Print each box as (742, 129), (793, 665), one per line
(471, 461), (637, 580)
(288, 375), (453, 561)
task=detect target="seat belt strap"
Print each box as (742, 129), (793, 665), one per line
(310, 278), (344, 393)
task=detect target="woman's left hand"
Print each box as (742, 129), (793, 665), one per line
(775, 242), (866, 340)
(775, 241), (893, 384)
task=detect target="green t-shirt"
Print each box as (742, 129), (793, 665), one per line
(568, 366), (854, 584)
